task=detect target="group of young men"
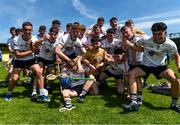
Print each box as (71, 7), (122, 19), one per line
(2, 17), (180, 113)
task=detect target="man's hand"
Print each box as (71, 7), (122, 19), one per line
(68, 60), (76, 67)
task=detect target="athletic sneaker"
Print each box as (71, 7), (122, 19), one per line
(31, 92), (38, 101)
(122, 102), (139, 112)
(39, 95), (50, 102)
(77, 96), (84, 103)
(137, 98), (143, 106)
(171, 104), (180, 113)
(59, 104), (76, 112)
(5, 93), (12, 101)
(1, 82), (8, 87)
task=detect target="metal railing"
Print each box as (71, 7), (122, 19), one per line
(167, 33), (180, 39)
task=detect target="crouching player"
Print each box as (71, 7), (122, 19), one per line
(98, 48), (129, 94)
(80, 36), (106, 95)
(59, 61), (94, 112)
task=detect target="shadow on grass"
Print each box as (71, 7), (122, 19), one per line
(99, 82), (129, 108)
(142, 101), (170, 111)
(47, 92), (62, 109)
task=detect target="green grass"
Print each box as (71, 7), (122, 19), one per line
(0, 61), (180, 124)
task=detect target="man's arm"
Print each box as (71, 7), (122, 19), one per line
(123, 39), (144, 52)
(33, 35), (49, 48)
(174, 52), (180, 72)
(55, 44), (75, 67)
(15, 49), (34, 58)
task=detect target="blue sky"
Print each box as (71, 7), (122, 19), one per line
(0, 0), (180, 43)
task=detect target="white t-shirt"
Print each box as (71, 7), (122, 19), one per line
(60, 34), (83, 56)
(90, 24), (106, 35)
(38, 40), (60, 61)
(128, 35), (150, 63)
(101, 38), (121, 54)
(13, 35), (38, 60)
(107, 61), (129, 75)
(80, 34), (88, 45)
(114, 26), (122, 40)
(137, 37), (178, 66)
(7, 37), (14, 50)
(56, 30), (64, 42)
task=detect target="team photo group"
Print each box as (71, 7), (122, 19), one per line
(2, 17), (180, 113)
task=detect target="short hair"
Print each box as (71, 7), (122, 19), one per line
(10, 27), (16, 31)
(73, 22), (80, 26)
(52, 19), (61, 25)
(151, 22), (167, 32)
(125, 19), (134, 26)
(113, 48), (124, 55)
(97, 17), (105, 22)
(66, 23), (72, 28)
(106, 28), (115, 34)
(49, 28), (58, 34)
(93, 24), (99, 29)
(22, 21), (33, 28)
(72, 24), (80, 30)
(39, 25), (46, 31)
(91, 36), (101, 43)
(120, 25), (129, 32)
(15, 28), (22, 34)
(79, 24), (86, 31)
(110, 17), (118, 23)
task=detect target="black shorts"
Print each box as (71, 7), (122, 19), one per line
(104, 70), (124, 79)
(37, 57), (55, 67)
(67, 53), (78, 59)
(13, 58), (37, 69)
(71, 85), (83, 96)
(138, 65), (168, 79)
(62, 84), (83, 96)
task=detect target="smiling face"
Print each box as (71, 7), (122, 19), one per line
(22, 25), (33, 40)
(10, 29), (17, 38)
(114, 54), (123, 62)
(121, 26), (134, 40)
(110, 19), (118, 29)
(152, 30), (166, 44)
(49, 31), (58, 41)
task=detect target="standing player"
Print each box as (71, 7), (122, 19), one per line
(122, 22), (180, 113)
(4, 22), (49, 102)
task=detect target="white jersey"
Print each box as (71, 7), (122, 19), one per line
(56, 30), (64, 42)
(128, 35), (149, 63)
(114, 26), (122, 40)
(101, 38), (121, 54)
(137, 37), (178, 66)
(7, 37), (15, 51)
(60, 34), (83, 56)
(13, 35), (38, 60)
(90, 24), (106, 35)
(107, 61), (129, 75)
(80, 34), (88, 45)
(38, 40), (60, 61)
(36, 34), (43, 40)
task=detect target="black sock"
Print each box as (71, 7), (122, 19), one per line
(137, 91), (142, 101)
(79, 89), (88, 98)
(172, 97), (178, 106)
